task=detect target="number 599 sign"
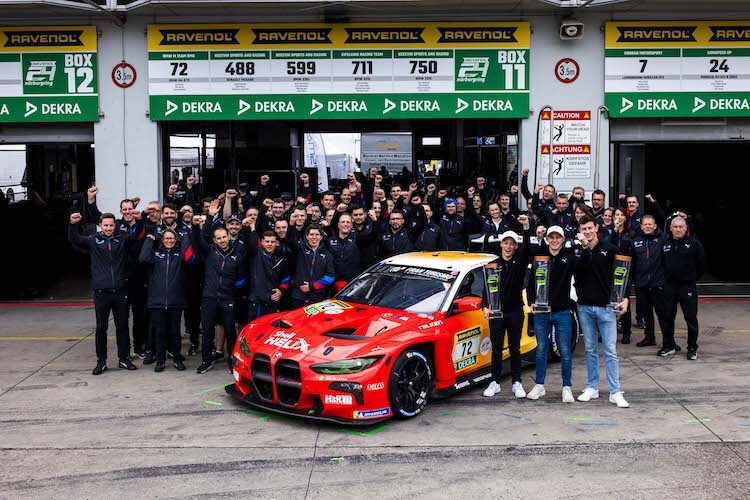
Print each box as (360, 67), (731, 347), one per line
(555, 58), (580, 84)
(112, 62), (137, 89)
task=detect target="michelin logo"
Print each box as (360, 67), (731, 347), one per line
(353, 408), (391, 419)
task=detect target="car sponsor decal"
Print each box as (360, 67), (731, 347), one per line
(480, 337), (491, 356)
(324, 394), (354, 405)
(418, 320), (443, 330)
(263, 330), (310, 353)
(367, 382), (385, 391)
(453, 326), (482, 372)
(353, 407), (391, 419)
(304, 299), (353, 317)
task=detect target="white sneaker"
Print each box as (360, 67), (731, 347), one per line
(609, 391), (630, 408)
(511, 381), (526, 398)
(577, 388), (599, 402)
(483, 381), (501, 397)
(526, 384), (546, 400)
(562, 386), (575, 403)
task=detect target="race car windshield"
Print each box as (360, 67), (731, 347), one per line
(338, 264), (455, 313)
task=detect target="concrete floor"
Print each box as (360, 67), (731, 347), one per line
(1, 302), (749, 499)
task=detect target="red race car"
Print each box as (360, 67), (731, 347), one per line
(226, 251), (544, 424)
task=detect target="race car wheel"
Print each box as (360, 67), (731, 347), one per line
(388, 350), (432, 419)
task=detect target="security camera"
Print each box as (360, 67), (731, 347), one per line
(560, 20), (584, 40)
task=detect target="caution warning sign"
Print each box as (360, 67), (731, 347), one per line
(540, 109), (591, 179)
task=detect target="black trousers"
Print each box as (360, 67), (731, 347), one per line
(127, 277), (147, 352)
(248, 301), (280, 322)
(619, 300), (632, 336)
(184, 279), (202, 346)
(489, 309), (524, 384)
(662, 282), (699, 351)
(93, 289), (130, 362)
(200, 298), (237, 363)
(150, 309), (184, 363)
(635, 286), (670, 338)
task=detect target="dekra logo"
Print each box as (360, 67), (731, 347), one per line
(26, 61), (56, 87)
(457, 57), (489, 82)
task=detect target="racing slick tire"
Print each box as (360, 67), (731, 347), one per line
(388, 350), (433, 419)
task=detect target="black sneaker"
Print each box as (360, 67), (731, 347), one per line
(637, 336), (656, 347)
(154, 361), (165, 372)
(143, 352), (155, 365)
(174, 360), (186, 371)
(621, 334), (631, 345)
(196, 361), (214, 374)
(636, 319), (645, 329)
(136, 349), (147, 359)
(167, 351), (174, 360)
(210, 350), (225, 362)
(686, 349), (698, 360)
(657, 347), (676, 357)
(674, 345), (682, 352)
(119, 359), (138, 370)
(187, 343), (199, 356)
(92, 361), (107, 375)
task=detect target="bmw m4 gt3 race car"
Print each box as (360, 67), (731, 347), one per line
(227, 251), (560, 424)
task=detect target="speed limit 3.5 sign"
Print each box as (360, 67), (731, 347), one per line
(112, 62), (137, 89)
(555, 58), (580, 84)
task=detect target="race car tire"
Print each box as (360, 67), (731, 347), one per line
(388, 350), (432, 419)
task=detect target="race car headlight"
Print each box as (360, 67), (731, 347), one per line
(239, 336), (252, 357)
(310, 357), (382, 375)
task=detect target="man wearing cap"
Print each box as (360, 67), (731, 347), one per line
(439, 199), (467, 251)
(574, 215), (630, 408)
(525, 226), (579, 403)
(482, 215), (532, 399)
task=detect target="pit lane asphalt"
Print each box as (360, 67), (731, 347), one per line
(1, 301), (749, 499)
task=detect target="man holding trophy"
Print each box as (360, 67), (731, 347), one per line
(525, 226), (580, 403)
(574, 216), (631, 408)
(482, 215), (532, 399)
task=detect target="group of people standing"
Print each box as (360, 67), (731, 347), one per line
(69, 167), (704, 410)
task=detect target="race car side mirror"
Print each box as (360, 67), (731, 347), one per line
(452, 296), (482, 314)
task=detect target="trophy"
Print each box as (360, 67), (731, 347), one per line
(532, 256), (551, 313)
(483, 263), (503, 319)
(610, 255), (632, 309)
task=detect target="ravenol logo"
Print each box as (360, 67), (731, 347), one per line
(25, 61), (56, 87)
(457, 57), (489, 83)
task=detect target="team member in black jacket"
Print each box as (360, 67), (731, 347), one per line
(630, 215), (671, 350)
(247, 231), (291, 320)
(192, 216), (247, 374)
(351, 204), (378, 269)
(180, 205), (203, 355)
(482, 215), (532, 399)
(139, 230), (195, 372)
(573, 216), (630, 408)
(543, 194), (578, 239)
(69, 212), (141, 375)
(86, 188), (150, 357)
(439, 199), (467, 250)
(327, 213), (360, 292)
(661, 217), (705, 360)
(525, 225), (580, 403)
(292, 225), (335, 308)
(378, 211), (414, 258)
(415, 204), (441, 251)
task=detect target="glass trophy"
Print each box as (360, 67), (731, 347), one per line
(532, 256), (551, 313)
(483, 264), (503, 319)
(610, 255), (632, 309)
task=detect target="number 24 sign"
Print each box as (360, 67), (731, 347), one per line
(555, 58), (579, 84)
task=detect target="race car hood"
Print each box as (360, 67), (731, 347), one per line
(242, 299), (444, 362)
